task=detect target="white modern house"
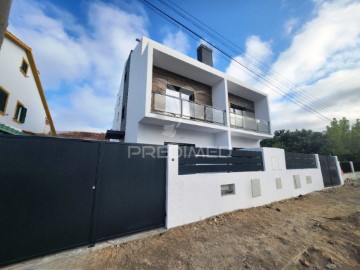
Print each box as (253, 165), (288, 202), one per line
(0, 31), (56, 135)
(108, 37), (346, 231)
(111, 37), (271, 148)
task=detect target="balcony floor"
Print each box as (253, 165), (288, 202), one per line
(141, 112), (228, 133)
(230, 127), (273, 140)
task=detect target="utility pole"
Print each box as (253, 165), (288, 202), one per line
(0, 0), (13, 50)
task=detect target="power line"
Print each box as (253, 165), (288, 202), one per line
(157, 0), (340, 119)
(139, 0), (332, 122)
(160, 0), (339, 118)
(148, 0), (335, 122)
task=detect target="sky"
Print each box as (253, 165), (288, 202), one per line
(7, 0), (360, 132)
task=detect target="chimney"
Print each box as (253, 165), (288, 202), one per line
(197, 44), (213, 67)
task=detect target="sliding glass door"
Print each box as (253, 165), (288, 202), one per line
(165, 86), (194, 118)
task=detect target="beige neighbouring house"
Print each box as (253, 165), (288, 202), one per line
(0, 31), (56, 135)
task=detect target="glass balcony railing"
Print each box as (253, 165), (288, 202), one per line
(230, 112), (270, 134)
(152, 92), (226, 125)
(151, 92), (270, 134)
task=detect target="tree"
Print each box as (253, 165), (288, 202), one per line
(261, 129), (327, 154)
(325, 118), (351, 161)
(349, 119), (360, 163)
(261, 117), (360, 163)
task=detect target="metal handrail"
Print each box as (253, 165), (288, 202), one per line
(151, 92), (270, 133)
(152, 92), (226, 125)
(153, 91), (225, 111)
(229, 111), (270, 134)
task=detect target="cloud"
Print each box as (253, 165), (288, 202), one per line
(270, 101), (325, 131)
(162, 30), (190, 54)
(301, 67), (360, 120)
(8, 0), (148, 131)
(267, 0), (360, 131)
(284, 18), (299, 35)
(246, 36), (273, 61)
(222, 1), (360, 131)
(271, 1), (360, 85)
(226, 35), (272, 83)
(8, 1), (90, 88)
(7, 0), (360, 134)
(50, 85), (116, 132)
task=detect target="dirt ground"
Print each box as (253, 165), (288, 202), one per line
(10, 179), (360, 270)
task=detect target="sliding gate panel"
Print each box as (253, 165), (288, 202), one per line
(319, 155), (331, 187)
(93, 143), (167, 241)
(327, 156), (341, 186)
(0, 136), (98, 266)
(319, 155), (341, 187)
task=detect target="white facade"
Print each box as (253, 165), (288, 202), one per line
(0, 32), (55, 135)
(166, 145), (326, 229)
(112, 37), (272, 149)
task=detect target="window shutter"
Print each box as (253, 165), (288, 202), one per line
(0, 90), (7, 111)
(14, 105), (20, 120)
(21, 60), (28, 75)
(20, 107), (27, 123)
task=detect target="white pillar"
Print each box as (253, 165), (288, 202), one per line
(349, 161), (357, 179)
(166, 144), (179, 229)
(349, 161), (355, 173)
(334, 156), (344, 186)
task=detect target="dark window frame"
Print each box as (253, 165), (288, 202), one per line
(166, 83), (195, 102)
(13, 101), (27, 124)
(121, 105), (125, 121)
(20, 58), (29, 77)
(0, 86), (10, 115)
(230, 103), (255, 117)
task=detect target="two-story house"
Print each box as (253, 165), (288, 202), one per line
(0, 31), (56, 135)
(110, 37), (271, 149)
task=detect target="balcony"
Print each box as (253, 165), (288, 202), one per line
(152, 92), (226, 125)
(230, 111), (270, 134)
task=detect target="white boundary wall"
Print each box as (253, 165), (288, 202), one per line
(341, 161), (358, 180)
(343, 172), (360, 180)
(166, 145), (326, 229)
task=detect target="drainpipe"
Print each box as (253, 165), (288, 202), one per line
(0, 0), (13, 50)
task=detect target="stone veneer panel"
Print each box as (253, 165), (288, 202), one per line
(228, 93), (255, 112)
(152, 66), (212, 106)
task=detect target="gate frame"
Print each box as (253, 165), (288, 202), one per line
(319, 154), (343, 187)
(0, 135), (167, 267)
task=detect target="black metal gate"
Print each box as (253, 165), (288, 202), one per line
(0, 135), (166, 267)
(92, 143), (166, 242)
(319, 155), (341, 187)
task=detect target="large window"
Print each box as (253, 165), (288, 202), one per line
(229, 104), (244, 115)
(229, 104), (244, 128)
(13, 101), (27, 124)
(229, 103), (256, 130)
(0, 87), (9, 115)
(165, 84), (194, 117)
